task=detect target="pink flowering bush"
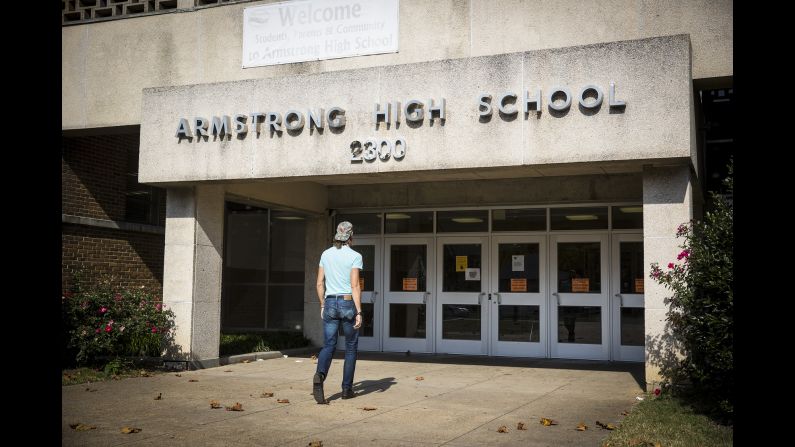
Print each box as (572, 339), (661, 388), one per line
(649, 162), (732, 419)
(62, 284), (175, 365)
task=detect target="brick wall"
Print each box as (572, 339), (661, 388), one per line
(62, 134), (133, 221)
(62, 133), (165, 293)
(62, 225), (164, 292)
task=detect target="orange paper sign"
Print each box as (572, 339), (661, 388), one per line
(360, 278), (365, 291)
(571, 278), (590, 293)
(402, 278), (418, 291)
(634, 278), (644, 294)
(510, 278), (527, 292)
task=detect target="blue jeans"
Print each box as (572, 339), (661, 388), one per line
(316, 296), (359, 390)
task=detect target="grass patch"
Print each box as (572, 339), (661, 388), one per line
(602, 393), (733, 447)
(62, 362), (164, 386)
(219, 331), (311, 356)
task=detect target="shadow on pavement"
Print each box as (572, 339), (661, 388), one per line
(326, 377), (398, 401)
(298, 350), (645, 390)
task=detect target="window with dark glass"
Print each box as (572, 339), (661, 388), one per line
(384, 211), (433, 234)
(557, 242), (601, 293)
(437, 210), (489, 232)
(335, 213), (382, 235)
(550, 207), (608, 230)
(442, 244), (481, 292)
(222, 202), (269, 330)
(221, 204), (306, 332)
(125, 147), (166, 225)
(612, 206), (643, 229)
(620, 242), (644, 294)
(492, 208), (547, 231)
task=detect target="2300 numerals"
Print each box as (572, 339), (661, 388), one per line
(350, 138), (406, 162)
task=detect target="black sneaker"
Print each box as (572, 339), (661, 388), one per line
(313, 372), (325, 404)
(341, 388), (355, 399)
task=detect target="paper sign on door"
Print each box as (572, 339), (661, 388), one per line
(402, 278), (418, 291)
(465, 268), (480, 281)
(571, 278), (590, 292)
(512, 255), (524, 272)
(634, 278), (644, 293)
(455, 256), (468, 272)
(510, 278), (527, 292)
(359, 278), (365, 291)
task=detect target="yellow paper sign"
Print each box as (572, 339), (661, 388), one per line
(402, 278), (418, 291)
(634, 278), (644, 294)
(510, 278), (527, 292)
(571, 278), (590, 293)
(455, 256), (468, 272)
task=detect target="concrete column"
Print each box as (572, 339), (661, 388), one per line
(303, 215), (329, 347)
(162, 185), (225, 369)
(642, 165), (693, 388)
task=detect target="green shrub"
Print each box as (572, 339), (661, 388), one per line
(220, 332), (311, 356)
(650, 161), (733, 420)
(62, 283), (176, 365)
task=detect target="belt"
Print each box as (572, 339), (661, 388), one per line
(326, 294), (353, 300)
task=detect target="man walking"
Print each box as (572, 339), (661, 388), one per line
(313, 221), (363, 403)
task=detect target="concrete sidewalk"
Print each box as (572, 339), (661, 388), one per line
(62, 352), (644, 446)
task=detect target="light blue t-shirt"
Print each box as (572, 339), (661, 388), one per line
(319, 245), (363, 295)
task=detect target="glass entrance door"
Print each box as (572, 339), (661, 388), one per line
(611, 234), (645, 361)
(382, 237), (434, 353)
(435, 237), (489, 355)
(489, 235), (546, 357)
(335, 237), (381, 351)
(550, 234), (609, 360)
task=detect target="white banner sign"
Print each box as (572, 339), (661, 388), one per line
(242, 0), (399, 68)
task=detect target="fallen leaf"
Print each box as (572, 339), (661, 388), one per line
(261, 392), (274, 398)
(517, 422), (527, 430)
(242, 360), (251, 363)
(84, 388), (97, 392)
(154, 393), (162, 400)
(621, 411), (629, 416)
(224, 370), (233, 373)
(308, 441), (323, 447)
(596, 421), (617, 430)
(415, 376), (424, 381)
(120, 427), (141, 434)
(540, 418), (558, 426)
(497, 425), (508, 433)
(654, 443), (661, 447)
(175, 374), (182, 377)
(210, 400), (221, 409)
(360, 407), (377, 411)
(188, 379), (198, 382)
(70, 423), (96, 431)
(226, 402), (244, 411)
(277, 399), (290, 404)
(139, 370), (150, 377)
(112, 375), (121, 380)
(311, 354), (317, 360)
(576, 422), (588, 431)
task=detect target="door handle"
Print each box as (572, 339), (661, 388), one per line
(372, 291), (378, 303)
(479, 292), (486, 305)
(493, 292), (501, 305)
(423, 291), (431, 305)
(552, 292), (559, 306)
(615, 293), (622, 307)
